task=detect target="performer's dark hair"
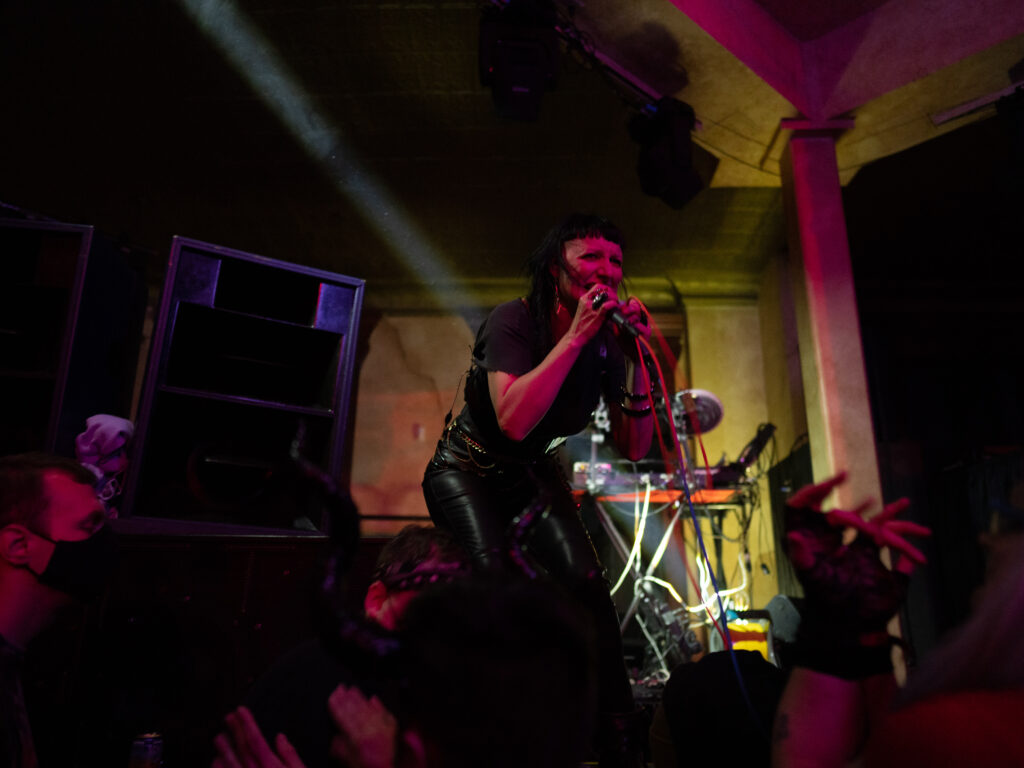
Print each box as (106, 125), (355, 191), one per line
(399, 573), (597, 768)
(524, 213), (624, 356)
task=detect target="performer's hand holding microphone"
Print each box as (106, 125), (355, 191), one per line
(592, 290), (648, 339)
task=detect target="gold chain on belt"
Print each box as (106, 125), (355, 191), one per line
(444, 421), (496, 470)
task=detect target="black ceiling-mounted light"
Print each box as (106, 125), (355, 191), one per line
(629, 97), (707, 209)
(476, 2), (717, 203)
(479, 0), (560, 121)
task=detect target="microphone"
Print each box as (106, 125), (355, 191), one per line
(591, 291), (642, 338)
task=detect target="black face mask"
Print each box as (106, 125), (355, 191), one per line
(31, 526), (118, 602)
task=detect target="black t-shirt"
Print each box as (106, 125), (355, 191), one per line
(0, 634), (35, 768)
(460, 299), (626, 460)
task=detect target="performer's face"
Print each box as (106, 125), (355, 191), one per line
(554, 236), (623, 309)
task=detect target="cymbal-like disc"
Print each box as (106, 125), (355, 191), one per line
(672, 389), (724, 434)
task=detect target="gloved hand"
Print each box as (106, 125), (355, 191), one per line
(783, 472), (931, 678)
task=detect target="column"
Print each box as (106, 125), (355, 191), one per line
(780, 119), (881, 510)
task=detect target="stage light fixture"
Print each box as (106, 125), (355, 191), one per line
(629, 97), (705, 209)
(479, 0), (560, 121)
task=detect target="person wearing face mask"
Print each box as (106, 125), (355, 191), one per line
(421, 213), (654, 768)
(0, 452), (116, 768)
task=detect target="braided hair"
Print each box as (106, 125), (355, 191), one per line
(524, 213), (624, 358)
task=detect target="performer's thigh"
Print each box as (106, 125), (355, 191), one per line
(422, 467), (514, 561)
(526, 482), (604, 584)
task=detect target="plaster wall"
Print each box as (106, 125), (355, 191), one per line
(757, 252), (807, 461)
(350, 314), (474, 535)
(685, 299), (777, 610)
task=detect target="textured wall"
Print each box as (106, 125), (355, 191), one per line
(351, 314), (474, 534)
(681, 298), (777, 610)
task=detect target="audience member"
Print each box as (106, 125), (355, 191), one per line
(397, 572), (598, 768)
(857, 494), (1024, 766)
(236, 524), (468, 768)
(671, 471), (1024, 768)
(215, 572), (597, 768)
(769, 471), (934, 767)
(649, 649), (786, 768)
(0, 452), (115, 768)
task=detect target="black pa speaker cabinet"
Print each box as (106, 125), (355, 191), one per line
(0, 218), (148, 457)
(121, 237), (364, 533)
(767, 439), (813, 597)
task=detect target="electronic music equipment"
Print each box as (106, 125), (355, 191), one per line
(569, 387), (775, 681)
(572, 460), (743, 492)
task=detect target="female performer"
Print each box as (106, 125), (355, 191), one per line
(422, 213), (654, 767)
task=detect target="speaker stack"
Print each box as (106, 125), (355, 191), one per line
(0, 217), (148, 458)
(121, 236), (365, 533)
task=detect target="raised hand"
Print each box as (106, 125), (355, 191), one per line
(784, 472), (931, 642)
(327, 684), (426, 768)
(212, 706), (306, 768)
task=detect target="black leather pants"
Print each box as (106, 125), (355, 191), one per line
(422, 422), (634, 716)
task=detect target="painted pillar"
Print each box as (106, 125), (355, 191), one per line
(780, 119), (881, 509)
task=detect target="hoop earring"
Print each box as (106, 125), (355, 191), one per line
(554, 293), (568, 316)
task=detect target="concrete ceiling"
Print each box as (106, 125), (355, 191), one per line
(575, 0), (1024, 185)
(1, 0), (1022, 309)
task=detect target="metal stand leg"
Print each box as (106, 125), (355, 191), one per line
(618, 498), (685, 632)
(591, 495), (638, 579)
(591, 489), (695, 677)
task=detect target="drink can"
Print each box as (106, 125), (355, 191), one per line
(129, 732), (163, 768)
